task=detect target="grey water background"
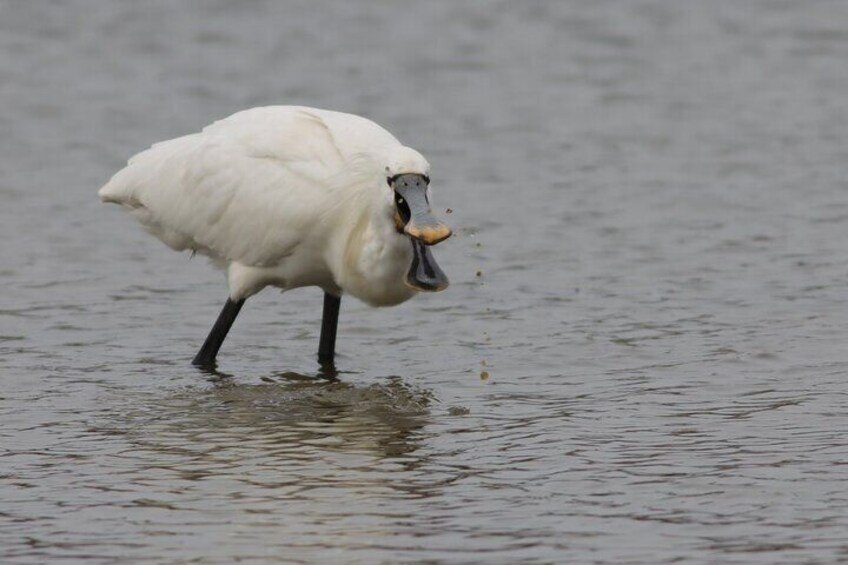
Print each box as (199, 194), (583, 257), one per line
(2, 1), (848, 563)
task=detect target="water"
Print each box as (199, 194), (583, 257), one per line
(2, 1), (848, 562)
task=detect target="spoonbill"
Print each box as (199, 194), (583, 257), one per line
(99, 106), (451, 367)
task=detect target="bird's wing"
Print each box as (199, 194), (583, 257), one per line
(99, 107), (378, 267)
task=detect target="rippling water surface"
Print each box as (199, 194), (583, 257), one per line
(3, 1), (848, 563)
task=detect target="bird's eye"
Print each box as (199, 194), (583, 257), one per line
(395, 191), (411, 223)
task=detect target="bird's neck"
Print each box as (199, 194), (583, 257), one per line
(327, 188), (414, 306)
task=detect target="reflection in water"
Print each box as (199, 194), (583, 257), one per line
(113, 370), (433, 484)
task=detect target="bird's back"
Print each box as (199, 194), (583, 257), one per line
(99, 106), (401, 267)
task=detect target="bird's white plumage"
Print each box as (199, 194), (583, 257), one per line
(100, 106), (433, 306)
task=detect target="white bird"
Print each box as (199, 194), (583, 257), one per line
(99, 106), (451, 367)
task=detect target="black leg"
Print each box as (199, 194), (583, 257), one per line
(318, 292), (341, 363)
(192, 297), (245, 367)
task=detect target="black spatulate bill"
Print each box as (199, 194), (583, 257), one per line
(406, 239), (449, 292)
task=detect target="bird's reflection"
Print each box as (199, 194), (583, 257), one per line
(120, 364), (433, 466)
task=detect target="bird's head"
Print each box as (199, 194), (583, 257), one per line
(384, 147), (451, 292)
